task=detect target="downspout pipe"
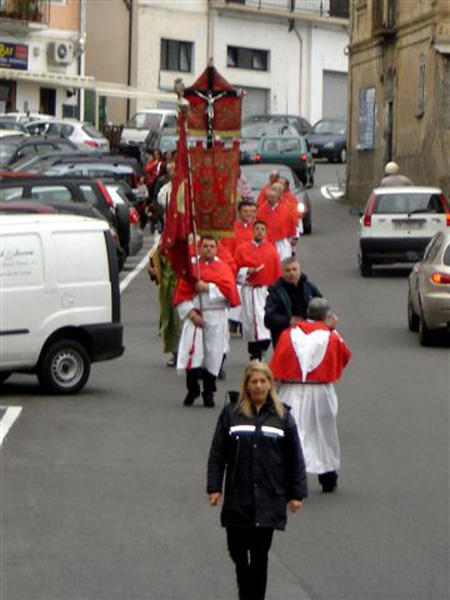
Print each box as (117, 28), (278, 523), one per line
(292, 24), (303, 117)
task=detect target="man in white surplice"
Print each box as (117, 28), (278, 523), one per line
(269, 298), (352, 493)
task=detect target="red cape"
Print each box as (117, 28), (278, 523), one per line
(235, 240), (281, 286)
(221, 220), (255, 255)
(217, 241), (238, 275)
(173, 257), (240, 307)
(270, 321), (351, 382)
(257, 201), (297, 242)
(256, 183), (272, 208)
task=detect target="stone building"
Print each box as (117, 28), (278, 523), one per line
(347, 0), (450, 204)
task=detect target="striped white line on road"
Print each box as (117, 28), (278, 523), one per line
(119, 233), (160, 294)
(321, 184), (345, 200)
(0, 406), (22, 447)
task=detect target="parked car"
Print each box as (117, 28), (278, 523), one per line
(353, 186), (450, 277)
(102, 180), (144, 256)
(239, 122), (299, 164)
(243, 114), (312, 136)
(0, 175), (131, 261)
(307, 118), (347, 163)
(408, 231), (450, 346)
(0, 214), (124, 393)
(119, 109), (177, 158)
(0, 112), (54, 124)
(241, 163), (312, 234)
(253, 135), (315, 187)
(0, 119), (27, 132)
(24, 119), (110, 152)
(0, 133), (79, 168)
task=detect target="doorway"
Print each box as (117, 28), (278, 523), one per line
(0, 81), (17, 113)
(40, 87), (56, 115)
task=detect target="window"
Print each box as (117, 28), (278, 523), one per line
(160, 39), (193, 72)
(443, 243), (450, 266)
(0, 187), (24, 202)
(79, 185), (98, 207)
(31, 186), (73, 203)
(423, 235), (443, 263)
(417, 54), (426, 117)
(227, 46), (269, 71)
(374, 193), (445, 215)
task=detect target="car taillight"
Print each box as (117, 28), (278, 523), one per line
(431, 272), (450, 285)
(84, 140), (99, 148)
(255, 154), (261, 162)
(129, 207), (140, 225)
(301, 153), (307, 161)
(363, 193), (377, 227)
(96, 180), (114, 209)
(439, 194), (450, 225)
(130, 173), (138, 188)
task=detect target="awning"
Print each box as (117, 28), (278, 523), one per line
(0, 68), (177, 100)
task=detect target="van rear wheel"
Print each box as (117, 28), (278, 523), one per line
(37, 340), (91, 394)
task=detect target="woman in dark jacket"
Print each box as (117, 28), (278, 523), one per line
(207, 361), (307, 600)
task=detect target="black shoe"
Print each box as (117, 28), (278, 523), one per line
(183, 392), (199, 406)
(202, 393), (215, 408)
(319, 471), (338, 493)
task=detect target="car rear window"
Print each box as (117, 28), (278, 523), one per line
(443, 244), (450, 266)
(0, 187), (24, 201)
(79, 185), (98, 206)
(31, 185), (73, 203)
(374, 193), (445, 214)
(82, 123), (104, 139)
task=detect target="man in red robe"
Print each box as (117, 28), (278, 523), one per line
(270, 298), (351, 492)
(234, 220), (281, 361)
(221, 200), (257, 256)
(173, 236), (240, 407)
(256, 169), (279, 208)
(257, 188), (297, 260)
(278, 177), (303, 237)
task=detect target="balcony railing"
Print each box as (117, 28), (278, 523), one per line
(223, 0), (349, 19)
(0, 0), (50, 25)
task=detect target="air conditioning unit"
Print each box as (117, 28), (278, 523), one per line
(47, 41), (74, 65)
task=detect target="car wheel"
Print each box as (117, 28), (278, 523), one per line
(360, 256), (372, 277)
(0, 371), (12, 385)
(37, 340), (91, 394)
(407, 295), (419, 332)
(339, 147), (347, 163)
(418, 313), (434, 347)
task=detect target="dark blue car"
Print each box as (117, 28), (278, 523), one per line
(307, 119), (347, 163)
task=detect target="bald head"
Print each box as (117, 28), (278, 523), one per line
(269, 170), (279, 184)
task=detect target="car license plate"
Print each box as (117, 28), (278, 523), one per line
(393, 220), (425, 230)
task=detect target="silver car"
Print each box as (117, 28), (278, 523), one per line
(24, 119), (110, 152)
(408, 231), (450, 345)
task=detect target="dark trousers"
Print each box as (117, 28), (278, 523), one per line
(248, 340), (271, 361)
(186, 368), (216, 397)
(226, 527), (274, 600)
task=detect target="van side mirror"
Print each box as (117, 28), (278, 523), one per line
(349, 207), (363, 216)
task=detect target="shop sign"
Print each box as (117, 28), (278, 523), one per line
(0, 42), (28, 70)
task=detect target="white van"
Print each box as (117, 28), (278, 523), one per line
(0, 215), (124, 394)
(119, 108), (177, 152)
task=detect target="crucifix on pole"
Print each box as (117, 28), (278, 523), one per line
(183, 59), (242, 148)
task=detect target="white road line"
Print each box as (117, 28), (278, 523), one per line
(0, 406), (22, 447)
(321, 184), (345, 200)
(120, 253), (150, 294)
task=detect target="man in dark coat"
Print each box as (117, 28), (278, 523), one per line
(264, 256), (322, 347)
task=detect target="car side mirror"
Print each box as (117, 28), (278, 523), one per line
(349, 207), (363, 216)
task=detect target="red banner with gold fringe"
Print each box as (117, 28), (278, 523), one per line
(189, 142), (240, 238)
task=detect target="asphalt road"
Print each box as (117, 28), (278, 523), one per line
(1, 163), (448, 600)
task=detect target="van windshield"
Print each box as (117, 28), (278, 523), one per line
(126, 113), (162, 130)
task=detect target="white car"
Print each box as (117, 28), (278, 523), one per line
(355, 187), (450, 277)
(0, 112), (54, 123)
(119, 109), (177, 151)
(24, 119), (110, 152)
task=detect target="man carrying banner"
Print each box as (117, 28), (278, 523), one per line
(269, 298), (351, 493)
(257, 188), (297, 260)
(173, 236), (240, 407)
(235, 220), (281, 361)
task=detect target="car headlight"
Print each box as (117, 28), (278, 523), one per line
(324, 142), (335, 149)
(297, 202), (306, 214)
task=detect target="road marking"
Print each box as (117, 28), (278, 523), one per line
(120, 233), (160, 293)
(0, 406), (22, 447)
(120, 253), (150, 294)
(321, 184), (345, 200)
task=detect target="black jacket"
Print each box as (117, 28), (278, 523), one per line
(207, 397), (307, 530)
(264, 274), (322, 347)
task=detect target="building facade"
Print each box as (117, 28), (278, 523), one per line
(85, 0), (349, 127)
(347, 0), (450, 204)
(0, 0), (87, 118)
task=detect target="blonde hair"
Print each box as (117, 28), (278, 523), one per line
(236, 361), (285, 419)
